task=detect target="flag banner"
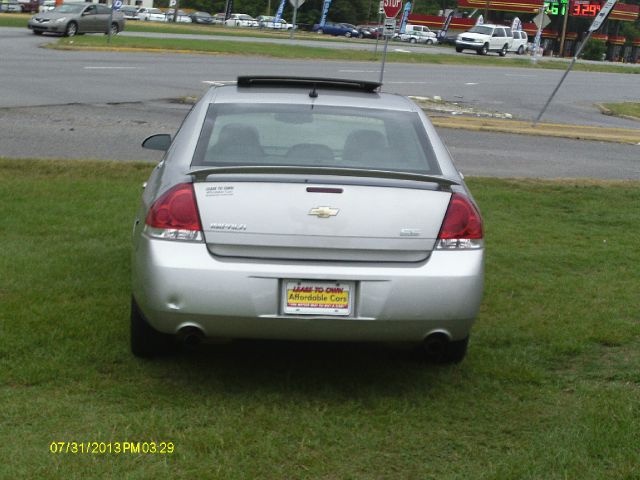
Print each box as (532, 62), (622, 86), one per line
(399, 2), (411, 34)
(437, 10), (454, 40)
(320, 0), (332, 26)
(275, 0), (286, 22)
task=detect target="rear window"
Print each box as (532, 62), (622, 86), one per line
(191, 104), (442, 175)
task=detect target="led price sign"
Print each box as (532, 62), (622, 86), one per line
(545, 0), (568, 16)
(570, 0), (603, 16)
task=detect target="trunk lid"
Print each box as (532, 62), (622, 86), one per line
(193, 178), (452, 262)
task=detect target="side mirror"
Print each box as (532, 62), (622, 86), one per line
(142, 134), (172, 151)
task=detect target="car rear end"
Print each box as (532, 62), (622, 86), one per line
(132, 77), (484, 361)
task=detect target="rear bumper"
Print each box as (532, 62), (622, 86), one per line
(132, 235), (484, 342)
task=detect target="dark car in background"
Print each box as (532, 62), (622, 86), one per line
(28, 3), (125, 36)
(190, 11), (213, 24)
(120, 5), (138, 20)
(312, 21), (359, 37)
(356, 24), (382, 39)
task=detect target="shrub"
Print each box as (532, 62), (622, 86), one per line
(580, 39), (606, 61)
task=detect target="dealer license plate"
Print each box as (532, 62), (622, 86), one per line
(283, 281), (353, 316)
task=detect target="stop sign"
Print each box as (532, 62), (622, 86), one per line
(383, 0), (402, 18)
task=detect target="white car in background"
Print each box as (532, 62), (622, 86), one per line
(399, 30), (438, 45)
(224, 13), (259, 28)
(455, 24), (513, 56)
(510, 30), (528, 55)
(165, 9), (192, 23)
(137, 7), (166, 22)
(257, 15), (291, 30)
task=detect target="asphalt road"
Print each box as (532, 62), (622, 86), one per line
(2, 27), (640, 128)
(1, 27), (638, 179)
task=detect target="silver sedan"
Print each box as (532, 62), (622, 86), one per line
(131, 77), (484, 363)
(28, 3), (125, 36)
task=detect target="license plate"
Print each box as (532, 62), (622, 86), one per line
(283, 281), (353, 316)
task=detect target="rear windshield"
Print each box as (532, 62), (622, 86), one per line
(191, 103), (442, 175)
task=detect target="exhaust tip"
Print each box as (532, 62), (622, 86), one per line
(177, 326), (204, 348)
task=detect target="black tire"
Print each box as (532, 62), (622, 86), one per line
(130, 297), (175, 358)
(107, 23), (119, 35)
(64, 21), (77, 37)
(477, 43), (488, 55)
(345, 32), (351, 38)
(426, 39), (433, 45)
(499, 44), (508, 57)
(33, 30), (43, 35)
(517, 45), (524, 55)
(317, 29), (323, 34)
(455, 46), (463, 53)
(422, 335), (469, 364)
(358, 32), (364, 39)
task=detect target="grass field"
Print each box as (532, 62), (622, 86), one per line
(1, 158), (639, 478)
(601, 102), (640, 120)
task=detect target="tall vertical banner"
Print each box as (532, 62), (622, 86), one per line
(274, 0), (286, 22)
(224, 0), (233, 20)
(475, 14), (484, 25)
(319, 0), (332, 26)
(399, 2), (411, 34)
(511, 16), (521, 31)
(437, 10), (454, 41)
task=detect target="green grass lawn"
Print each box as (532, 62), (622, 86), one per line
(601, 102), (640, 120)
(1, 158), (639, 478)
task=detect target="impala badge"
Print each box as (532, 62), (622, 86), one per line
(308, 206), (339, 218)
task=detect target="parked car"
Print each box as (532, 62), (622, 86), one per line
(257, 15), (291, 30)
(455, 24), (513, 56)
(224, 13), (258, 28)
(38, 0), (55, 12)
(165, 9), (192, 23)
(509, 30), (528, 54)
(28, 3), (125, 36)
(312, 22), (359, 37)
(399, 30), (438, 45)
(16, 0), (38, 12)
(190, 11), (213, 24)
(131, 76), (484, 364)
(137, 7), (166, 22)
(211, 12), (226, 24)
(356, 24), (382, 39)
(0, 0), (22, 12)
(120, 6), (139, 20)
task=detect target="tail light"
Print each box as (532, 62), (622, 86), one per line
(144, 183), (203, 242)
(436, 193), (483, 250)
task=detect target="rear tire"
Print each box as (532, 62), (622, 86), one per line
(426, 39), (433, 45)
(107, 23), (119, 35)
(517, 45), (524, 55)
(130, 297), (175, 358)
(410, 38), (416, 44)
(499, 44), (508, 57)
(455, 46), (463, 53)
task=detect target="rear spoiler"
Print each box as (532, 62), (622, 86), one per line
(187, 165), (458, 189)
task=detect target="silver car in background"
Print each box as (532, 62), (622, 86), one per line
(28, 3), (125, 36)
(131, 77), (484, 363)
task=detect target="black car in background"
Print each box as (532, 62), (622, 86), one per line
(190, 11), (213, 24)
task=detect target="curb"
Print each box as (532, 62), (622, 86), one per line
(428, 114), (640, 145)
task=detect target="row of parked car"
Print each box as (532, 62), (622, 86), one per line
(0, 0), (38, 13)
(116, 7), (292, 29)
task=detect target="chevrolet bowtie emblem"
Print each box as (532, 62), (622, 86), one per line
(308, 206), (339, 218)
